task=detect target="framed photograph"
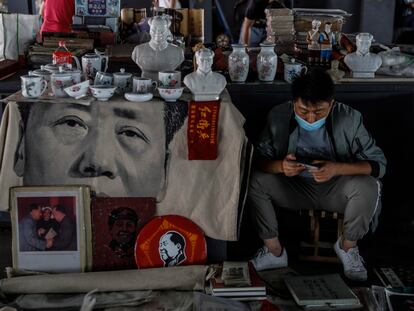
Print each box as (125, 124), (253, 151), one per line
(10, 186), (91, 273)
(91, 197), (156, 271)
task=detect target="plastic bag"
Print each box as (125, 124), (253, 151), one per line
(377, 47), (414, 77)
(0, 13), (41, 61)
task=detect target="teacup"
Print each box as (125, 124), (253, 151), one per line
(51, 71), (73, 97)
(94, 71), (113, 86)
(284, 60), (308, 84)
(21, 75), (47, 98)
(90, 85), (117, 101)
(158, 86), (184, 102)
(158, 70), (181, 88)
(64, 80), (90, 99)
(133, 77), (158, 94)
(113, 68), (132, 94)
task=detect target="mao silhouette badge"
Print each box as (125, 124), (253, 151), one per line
(135, 215), (207, 268)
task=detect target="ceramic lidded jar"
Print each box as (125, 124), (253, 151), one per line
(228, 44), (249, 83)
(257, 42), (277, 82)
(113, 68), (132, 94)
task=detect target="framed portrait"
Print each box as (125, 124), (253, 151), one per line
(90, 197), (156, 271)
(10, 185), (91, 273)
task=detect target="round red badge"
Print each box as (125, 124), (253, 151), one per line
(135, 215), (207, 269)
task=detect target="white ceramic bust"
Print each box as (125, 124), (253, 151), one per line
(183, 48), (227, 101)
(344, 32), (382, 78)
(131, 15), (184, 81)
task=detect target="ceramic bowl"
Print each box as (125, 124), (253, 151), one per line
(158, 87), (184, 102)
(64, 80), (90, 99)
(89, 85), (117, 101)
(124, 92), (153, 102)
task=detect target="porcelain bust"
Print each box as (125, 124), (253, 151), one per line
(344, 32), (382, 78)
(183, 48), (226, 101)
(132, 15), (184, 81)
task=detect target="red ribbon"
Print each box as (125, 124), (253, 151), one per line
(188, 100), (221, 160)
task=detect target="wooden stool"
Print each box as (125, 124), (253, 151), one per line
(299, 210), (344, 263)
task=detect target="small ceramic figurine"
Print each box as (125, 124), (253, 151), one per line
(318, 22), (336, 64)
(326, 60), (345, 81)
(183, 48), (226, 101)
(344, 33), (382, 78)
(306, 19), (321, 64)
(131, 15), (184, 81)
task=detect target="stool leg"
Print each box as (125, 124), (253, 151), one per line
(314, 215), (320, 257)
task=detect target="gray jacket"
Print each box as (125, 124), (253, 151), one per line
(19, 216), (46, 252)
(256, 101), (387, 178)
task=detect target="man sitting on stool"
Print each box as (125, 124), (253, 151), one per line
(248, 69), (386, 281)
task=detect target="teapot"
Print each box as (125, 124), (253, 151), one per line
(82, 49), (109, 79)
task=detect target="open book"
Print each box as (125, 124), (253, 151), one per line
(285, 274), (362, 310)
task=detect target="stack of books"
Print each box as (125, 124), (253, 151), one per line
(265, 8), (295, 55)
(208, 261), (266, 301)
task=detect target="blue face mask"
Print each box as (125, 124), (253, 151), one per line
(295, 113), (327, 131)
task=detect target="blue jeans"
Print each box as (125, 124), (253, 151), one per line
(239, 27), (266, 47)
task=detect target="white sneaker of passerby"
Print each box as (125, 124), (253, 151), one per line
(250, 246), (288, 271)
(334, 237), (367, 281)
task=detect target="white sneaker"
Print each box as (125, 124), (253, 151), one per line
(334, 238), (367, 281)
(250, 246), (288, 271)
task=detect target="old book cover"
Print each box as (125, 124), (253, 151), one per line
(91, 197), (156, 271)
(285, 274), (361, 309)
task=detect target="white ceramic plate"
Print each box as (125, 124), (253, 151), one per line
(124, 92), (153, 102)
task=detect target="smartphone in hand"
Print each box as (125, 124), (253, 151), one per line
(294, 156), (321, 170)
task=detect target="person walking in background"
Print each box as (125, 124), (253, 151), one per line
(40, 0), (75, 34)
(239, 0), (286, 46)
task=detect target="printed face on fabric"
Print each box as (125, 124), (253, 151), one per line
(15, 101), (187, 199)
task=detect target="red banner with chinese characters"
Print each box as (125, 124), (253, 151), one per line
(188, 100), (220, 160)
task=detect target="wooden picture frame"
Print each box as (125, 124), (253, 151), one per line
(10, 185), (91, 273)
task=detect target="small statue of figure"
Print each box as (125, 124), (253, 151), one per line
(183, 48), (227, 101)
(318, 22), (336, 64)
(306, 19), (321, 64)
(344, 32), (382, 78)
(131, 15), (184, 81)
(326, 60), (345, 81)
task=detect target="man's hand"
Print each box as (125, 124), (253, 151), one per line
(152, 0), (159, 7)
(282, 154), (305, 177)
(46, 239), (53, 249)
(308, 160), (338, 183)
(37, 228), (46, 237)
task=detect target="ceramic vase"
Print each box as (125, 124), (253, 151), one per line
(257, 42), (277, 82)
(229, 44), (249, 83)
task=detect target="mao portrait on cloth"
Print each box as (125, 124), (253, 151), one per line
(90, 197), (156, 271)
(10, 186), (91, 273)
